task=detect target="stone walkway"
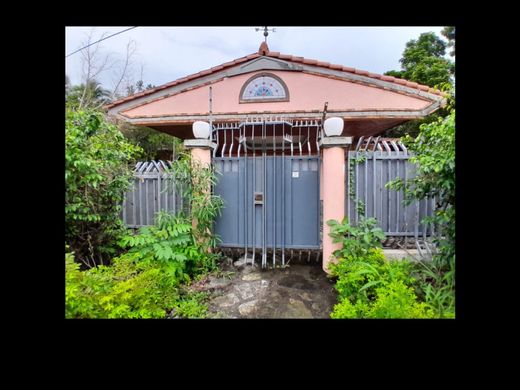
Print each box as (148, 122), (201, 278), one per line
(194, 259), (337, 318)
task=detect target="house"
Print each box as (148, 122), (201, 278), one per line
(106, 41), (445, 272)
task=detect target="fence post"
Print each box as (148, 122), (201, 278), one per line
(319, 136), (352, 274)
(184, 138), (217, 230)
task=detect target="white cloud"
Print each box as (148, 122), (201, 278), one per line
(65, 26), (446, 89)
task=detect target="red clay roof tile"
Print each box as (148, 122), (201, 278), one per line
(105, 44), (443, 109)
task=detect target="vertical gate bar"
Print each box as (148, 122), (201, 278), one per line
(387, 155), (391, 234)
(273, 121), (276, 268)
(157, 170), (161, 215)
(263, 119), (266, 268)
(318, 149), (321, 250)
(372, 151), (376, 221)
(222, 126), (227, 157)
(252, 123), (256, 265)
(403, 157), (408, 244)
(244, 126), (248, 262)
(364, 151), (368, 218)
(396, 159), (400, 233)
(290, 156), (293, 246)
(139, 178), (143, 227)
(298, 123), (302, 156)
(172, 173), (176, 214)
(307, 124), (311, 156)
(282, 121), (285, 266)
(423, 198), (427, 241)
(229, 128), (234, 158)
(132, 178), (136, 226)
(431, 196), (435, 236)
(380, 151), (383, 233)
(146, 178), (150, 225)
(415, 193), (419, 240)
(346, 150), (350, 224)
(355, 152), (359, 225)
(123, 192), (127, 225)
(237, 159), (240, 247)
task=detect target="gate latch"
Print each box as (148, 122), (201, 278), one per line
(254, 192), (263, 205)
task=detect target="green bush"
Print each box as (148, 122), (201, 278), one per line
(327, 216), (385, 259)
(387, 100), (455, 318)
(328, 217), (432, 319)
(366, 280), (433, 319)
(65, 250), (180, 319)
(119, 212), (220, 282)
(66, 106), (142, 267)
(171, 292), (209, 319)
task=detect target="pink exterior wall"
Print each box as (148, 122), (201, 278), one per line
(322, 146), (345, 273)
(122, 70), (430, 118)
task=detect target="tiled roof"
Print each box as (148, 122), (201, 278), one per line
(105, 42), (443, 110)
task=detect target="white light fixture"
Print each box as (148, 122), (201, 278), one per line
(192, 121), (211, 139)
(323, 117), (344, 137)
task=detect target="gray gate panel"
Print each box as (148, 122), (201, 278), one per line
(214, 159), (240, 246)
(286, 157), (320, 248)
(213, 155), (320, 249)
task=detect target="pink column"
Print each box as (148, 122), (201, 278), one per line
(322, 146), (345, 273)
(320, 136), (352, 273)
(183, 139), (215, 237)
(190, 147), (211, 167)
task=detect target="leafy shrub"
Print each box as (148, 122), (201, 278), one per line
(66, 107), (142, 267)
(327, 217), (385, 259)
(387, 100), (455, 318)
(119, 212), (220, 282)
(366, 281), (433, 319)
(66, 250), (180, 319)
(331, 280), (433, 319)
(328, 217), (432, 319)
(165, 153), (224, 251)
(171, 291), (209, 319)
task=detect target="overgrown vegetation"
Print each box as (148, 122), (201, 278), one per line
(386, 92), (455, 318)
(384, 28), (455, 139)
(66, 113), (223, 318)
(165, 153), (225, 251)
(66, 106), (142, 267)
(329, 88), (455, 319)
(328, 217), (434, 319)
(65, 248), (210, 319)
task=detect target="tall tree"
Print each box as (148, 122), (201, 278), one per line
(385, 32), (454, 88)
(67, 79), (111, 109)
(441, 26), (455, 57)
(384, 31), (454, 138)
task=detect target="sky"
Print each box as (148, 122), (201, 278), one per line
(65, 26), (446, 92)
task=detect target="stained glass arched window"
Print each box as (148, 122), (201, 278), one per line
(239, 73), (290, 103)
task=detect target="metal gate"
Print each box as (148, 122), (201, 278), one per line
(212, 117), (321, 268)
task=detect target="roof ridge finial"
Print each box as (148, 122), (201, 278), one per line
(255, 26), (275, 54)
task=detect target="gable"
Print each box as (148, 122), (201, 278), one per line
(120, 70), (432, 119)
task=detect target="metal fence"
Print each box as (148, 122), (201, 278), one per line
(122, 161), (186, 228)
(347, 136), (436, 238)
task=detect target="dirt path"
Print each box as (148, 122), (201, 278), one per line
(197, 260), (337, 318)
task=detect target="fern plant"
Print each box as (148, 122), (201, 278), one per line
(119, 212), (219, 281)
